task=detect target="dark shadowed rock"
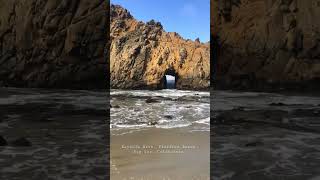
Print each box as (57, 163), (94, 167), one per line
(212, 0), (320, 91)
(0, 136), (8, 146)
(11, 137), (32, 147)
(269, 103), (286, 106)
(164, 115), (174, 119)
(245, 140), (264, 147)
(0, 0), (108, 89)
(232, 107), (245, 111)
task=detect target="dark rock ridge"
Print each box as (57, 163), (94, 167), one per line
(0, 0), (108, 89)
(212, 0), (320, 91)
(110, 5), (210, 90)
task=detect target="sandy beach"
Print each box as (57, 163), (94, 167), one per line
(111, 128), (210, 180)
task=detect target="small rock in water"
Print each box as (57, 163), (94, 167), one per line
(112, 105), (120, 108)
(245, 140), (264, 147)
(148, 121), (158, 126)
(145, 98), (159, 103)
(164, 115), (174, 119)
(269, 102), (286, 106)
(0, 135), (8, 146)
(11, 137), (32, 147)
(233, 107), (245, 111)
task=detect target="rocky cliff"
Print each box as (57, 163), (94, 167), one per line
(110, 5), (210, 90)
(212, 0), (320, 91)
(0, 0), (108, 89)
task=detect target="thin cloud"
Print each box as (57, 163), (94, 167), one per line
(180, 3), (197, 17)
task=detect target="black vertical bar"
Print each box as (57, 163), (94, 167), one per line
(105, 0), (111, 179)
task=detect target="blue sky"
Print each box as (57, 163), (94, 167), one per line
(111, 0), (210, 42)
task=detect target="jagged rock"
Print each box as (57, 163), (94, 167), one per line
(0, 0), (107, 89)
(212, 0), (320, 91)
(110, 5), (210, 90)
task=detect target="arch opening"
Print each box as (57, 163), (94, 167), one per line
(161, 68), (178, 89)
(165, 75), (176, 89)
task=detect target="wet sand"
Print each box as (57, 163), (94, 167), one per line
(111, 128), (210, 180)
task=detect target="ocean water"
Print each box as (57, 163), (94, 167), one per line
(2, 87), (319, 179)
(110, 89), (210, 134)
(212, 90), (320, 179)
(0, 87), (108, 179)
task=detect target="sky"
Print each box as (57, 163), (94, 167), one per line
(111, 0), (210, 42)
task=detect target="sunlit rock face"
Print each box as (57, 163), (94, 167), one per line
(110, 4), (210, 90)
(212, 0), (320, 91)
(0, 0), (107, 89)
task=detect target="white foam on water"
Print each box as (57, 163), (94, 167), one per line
(195, 117), (210, 125)
(111, 89), (210, 132)
(111, 89), (209, 99)
(155, 122), (192, 129)
(111, 124), (148, 129)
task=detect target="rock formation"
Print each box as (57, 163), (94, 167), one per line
(110, 5), (210, 90)
(0, 0), (108, 89)
(212, 0), (320, 91)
